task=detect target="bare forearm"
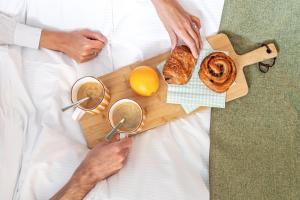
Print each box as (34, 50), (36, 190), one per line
(51, 163), (97, 200)
(51, 137), (133, 200)
(39, 30), (66, 52)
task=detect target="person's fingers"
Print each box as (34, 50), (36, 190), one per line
(81, 29), (107, 43)
(190, 16), (203, 49)
(186, 23), (200, 53)
(88, 40), (105, 50)
(118, 147), (130, 167)
(78, 53), (98, 63)
(167, 28), (178, 49)
(80, 48), (100, 57)
(89, 48), (102, 55)
(198, 31), (203, 50)
(177, 29), (199, 58)
(119, 148), (129, 157)
(115, 137), (133, 149)
(190, 21), (202, 50)
(92, 141), (107, 151)
(104, 133), (127, 144)
(109, 134), (120, 143)
(96, 138), (110, 146)
(190, 15), (201, 29)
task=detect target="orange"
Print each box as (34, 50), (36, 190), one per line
(129, 66), (160, 96)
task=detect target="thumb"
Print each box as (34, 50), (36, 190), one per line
(115, 137), (133, 149)
(81, 29), (107, 43)
(89, 40), (105, 49)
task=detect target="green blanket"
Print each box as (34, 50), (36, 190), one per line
(209, 0), (300, 199)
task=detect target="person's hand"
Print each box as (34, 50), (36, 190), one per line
(40, 29), (107, 63)
(51, 137), (133, 200)
(75, 137), (133, 184)
(152, 0), (202, 58)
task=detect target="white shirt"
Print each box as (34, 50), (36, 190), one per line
(0, 12), (41, 48)
(0, 11), (43, 200)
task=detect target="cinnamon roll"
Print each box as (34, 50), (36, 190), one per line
(199, 52), (237, 93)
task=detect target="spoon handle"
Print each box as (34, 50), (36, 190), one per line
(61, 97), (90, 112)
(105, 118), (125, 141)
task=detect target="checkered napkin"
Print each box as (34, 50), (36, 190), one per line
(158, 41), (226, 113)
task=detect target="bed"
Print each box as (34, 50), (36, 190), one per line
(0, 0), (224, 199)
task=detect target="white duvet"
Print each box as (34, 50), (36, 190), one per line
(0, 0), (224, 199)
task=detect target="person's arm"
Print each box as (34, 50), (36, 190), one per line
(50, 165), (98, 200)
(51, 137), (132, 200)
(151, 0), (202, 58)
(39, 29), (107, 63)
(0, 12), (107, 63)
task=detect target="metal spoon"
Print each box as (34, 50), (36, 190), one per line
(105, 118), (125, 141)
(61, 97), (90, 112)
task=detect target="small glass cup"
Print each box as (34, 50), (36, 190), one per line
(71, 76), (110, 120)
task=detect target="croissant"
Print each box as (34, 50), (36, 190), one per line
(163, 45), (196, 85)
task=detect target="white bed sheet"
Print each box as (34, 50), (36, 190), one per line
(0, 0), (224, 199)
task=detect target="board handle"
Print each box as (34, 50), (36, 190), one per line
(238, 43), (278, 68)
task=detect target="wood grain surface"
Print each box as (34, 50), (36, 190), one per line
(79, 33), (278, 148)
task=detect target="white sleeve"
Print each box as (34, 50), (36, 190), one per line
(0, 13), (41, 49)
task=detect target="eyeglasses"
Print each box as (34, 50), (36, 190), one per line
(258, 43), (277, 73)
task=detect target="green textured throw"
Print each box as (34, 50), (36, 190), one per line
(209, 0), (300, 199)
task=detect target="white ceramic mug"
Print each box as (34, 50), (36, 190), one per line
(108, 99), (145, 138)
(71, 76), (110, 120)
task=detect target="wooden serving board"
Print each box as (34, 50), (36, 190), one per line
(80, 33), (278, 148)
